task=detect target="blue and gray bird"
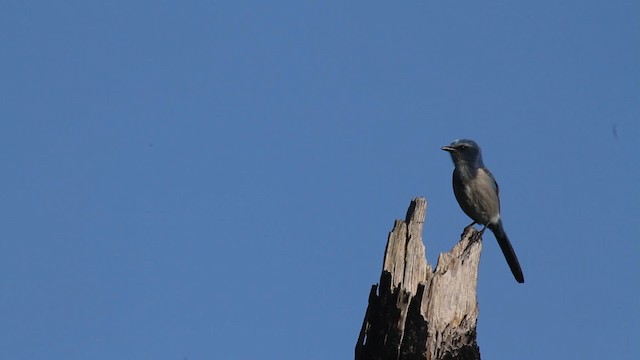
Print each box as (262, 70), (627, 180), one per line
(442, 139), (524, 283)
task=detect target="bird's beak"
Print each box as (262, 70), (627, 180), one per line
(441, 145), (455, 152)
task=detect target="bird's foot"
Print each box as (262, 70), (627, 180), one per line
(462, 222), (477, 237)
(471, 224), (489, 241)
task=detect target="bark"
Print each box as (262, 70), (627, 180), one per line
(355, 197), (482, 360)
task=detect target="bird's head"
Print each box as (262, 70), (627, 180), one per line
(441, 139), (484, 167)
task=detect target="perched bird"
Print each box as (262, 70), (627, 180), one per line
(442, 139), (524, 283)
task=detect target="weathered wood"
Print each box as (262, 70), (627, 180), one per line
(355, 197), (482, 360)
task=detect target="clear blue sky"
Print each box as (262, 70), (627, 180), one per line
(1, 1), (638, 359)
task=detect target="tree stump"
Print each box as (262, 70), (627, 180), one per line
(355, 197), (482, 360)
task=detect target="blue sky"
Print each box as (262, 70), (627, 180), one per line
(1, 1), (638, 359)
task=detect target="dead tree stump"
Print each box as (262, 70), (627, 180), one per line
(355, 197), (482, 360)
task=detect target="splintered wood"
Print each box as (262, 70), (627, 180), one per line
(356, 198), (482, 360)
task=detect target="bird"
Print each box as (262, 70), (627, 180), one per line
(442, 139), (524, 283)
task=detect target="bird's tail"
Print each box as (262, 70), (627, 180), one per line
(488, 220), (524, 283)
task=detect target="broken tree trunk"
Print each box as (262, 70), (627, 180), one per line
(355, 197), (482, 360)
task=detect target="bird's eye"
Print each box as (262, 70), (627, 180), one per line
(458, 144), (468, 150)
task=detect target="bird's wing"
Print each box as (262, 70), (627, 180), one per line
(479, 167), (501, 212)
(479, 167), (499, 196)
